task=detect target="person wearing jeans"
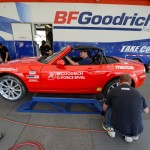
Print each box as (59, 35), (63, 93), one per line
(101, 74), (149, 143)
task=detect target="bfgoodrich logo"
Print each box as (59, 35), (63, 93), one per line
(54, 11), (150, 28)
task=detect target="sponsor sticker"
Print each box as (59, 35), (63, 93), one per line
(0, 68), (18, 71)
(29, 70), (36, 75)
(28, 79), (39, 82)
(26, 75), (39, 79)
(48, 71), (86, 80)
(48, 72), (56, 80)
(107, 66), (114, 70)
(115, 66), (134, 70)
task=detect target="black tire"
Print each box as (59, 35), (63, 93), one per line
(133, 58), (142, 62)
(0, 75), (27, 102)
(146, 61), (150, 73)
(102, 78), (119, 97)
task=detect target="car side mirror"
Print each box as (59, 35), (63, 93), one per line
(56, 59), (65, 68)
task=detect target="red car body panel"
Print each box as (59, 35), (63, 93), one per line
(0, 45), (146, 94)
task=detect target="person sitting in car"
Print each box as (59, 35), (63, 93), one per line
(65, 49), (91, 65)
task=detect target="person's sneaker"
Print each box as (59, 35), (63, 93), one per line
(125, 136), (133, 143)
(0, 133), (4, 140)
(133, 136), (139, 141)
(125, 135), (139, 143)
(102, 122), (116, 138)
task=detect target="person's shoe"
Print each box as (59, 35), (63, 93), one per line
(125, 135), (139, 143)
(0, 133), (4, 140)
(102, 122), (116, 138)
(125, 136), (133, 143)
(133, 136), (139, 141)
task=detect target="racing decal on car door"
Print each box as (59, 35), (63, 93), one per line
(0, 68), (18, 71)
(48, 72), (56, 80)
(29, 70), (36, 75)
(26, 75), (40, 82)
(48, 71), (86, 80)
(26, 75), (39, 79)
(107, 65), (114, 70)
(115, 66), (134, 70)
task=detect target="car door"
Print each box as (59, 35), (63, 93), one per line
(40, 63), (101, 93)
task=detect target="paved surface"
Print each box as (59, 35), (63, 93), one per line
(0, 73), (150, 150)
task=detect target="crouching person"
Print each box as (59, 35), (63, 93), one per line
(102, 74), (149, 143)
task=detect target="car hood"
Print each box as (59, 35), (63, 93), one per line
(0, 57), (39, 66)
(0, 57), (42, 72)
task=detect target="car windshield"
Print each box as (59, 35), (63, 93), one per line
(37, 46), (66, 64)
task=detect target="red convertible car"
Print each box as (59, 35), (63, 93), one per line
(0, 45), (146, 102)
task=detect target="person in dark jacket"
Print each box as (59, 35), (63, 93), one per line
(0, 43), (10, 62)
(102, 74), (149, 142)
(39, 40), (52, 57)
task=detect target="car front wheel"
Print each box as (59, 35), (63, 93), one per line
(0, 75), (27, 102)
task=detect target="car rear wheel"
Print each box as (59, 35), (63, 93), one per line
(132, 58), (142, 62)
(102, 78), (119, 97)
(0, 75), (27, 102)
(146, 61), (150, 73)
